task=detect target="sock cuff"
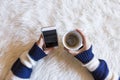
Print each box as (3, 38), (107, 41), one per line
(75, 46), (94, 64)
(28, 43), (47, 61)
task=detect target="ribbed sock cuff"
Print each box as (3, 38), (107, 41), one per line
(28, 43), (47, 61)
(75, 46), (94, 64)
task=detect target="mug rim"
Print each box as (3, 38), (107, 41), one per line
(62, 30), (83, 51)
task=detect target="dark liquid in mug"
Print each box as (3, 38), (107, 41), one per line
(65, 33), (79, 48)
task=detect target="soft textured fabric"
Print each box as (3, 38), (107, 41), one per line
(92, 60), (109, 80)
(0, 0), (120, 80)
(28, 43), (47, 61)
(75, 47), (120, 80)
(11, 58), (32, 78)
(7, 45), (120, 80)
(6, 43), (47, 80)
(75, 46), (94, 64)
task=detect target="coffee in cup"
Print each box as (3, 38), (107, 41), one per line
(62, 30), (83, 51)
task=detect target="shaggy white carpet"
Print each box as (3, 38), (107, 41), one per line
(0, 0), (120, 80)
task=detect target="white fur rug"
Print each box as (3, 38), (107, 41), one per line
(0, 0), (120, 80)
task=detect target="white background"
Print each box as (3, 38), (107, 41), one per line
(0, 0), (120, 80)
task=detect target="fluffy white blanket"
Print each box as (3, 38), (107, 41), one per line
(0, 0), (120, 80)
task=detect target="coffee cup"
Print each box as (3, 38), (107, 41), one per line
(62, 30), (83, 51)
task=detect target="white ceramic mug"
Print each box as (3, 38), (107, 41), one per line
(62, 30), (83, 51)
